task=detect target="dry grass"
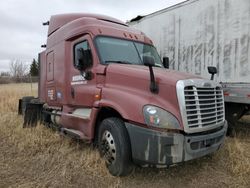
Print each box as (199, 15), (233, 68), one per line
(0, 83), (249, 188)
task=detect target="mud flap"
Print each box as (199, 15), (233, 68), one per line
(23, 103), (43, 127)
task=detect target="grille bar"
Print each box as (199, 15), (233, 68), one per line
(187, 110), (224, 117)
(185, 94), (222, 97)
(188, 118), (224, 128)
(186, 102), (223, 107)
(187, 106), (223, 112)
(186, 98), (219, 102)
(187, 115), (220, 121)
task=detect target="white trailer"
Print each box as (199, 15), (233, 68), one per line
(129, 0), (250, 130)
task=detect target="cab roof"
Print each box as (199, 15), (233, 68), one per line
(48, 13), (128, 36)
(45, 13), (153, 49)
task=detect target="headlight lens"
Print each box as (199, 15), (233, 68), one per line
(143, 105), (181, 130)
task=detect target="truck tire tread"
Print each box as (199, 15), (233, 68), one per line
(98, 117), (134, 176)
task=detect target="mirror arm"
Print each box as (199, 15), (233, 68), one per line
(211, 74), (214, 80)
(148, 66), (159, 94)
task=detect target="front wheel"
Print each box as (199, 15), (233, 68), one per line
(98, 117), (134, 176)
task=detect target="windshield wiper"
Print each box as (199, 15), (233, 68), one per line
(105, 60), (133, 65)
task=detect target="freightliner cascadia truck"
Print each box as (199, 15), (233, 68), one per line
(129, 0), (250, 132)
(19, 13), (227, 176)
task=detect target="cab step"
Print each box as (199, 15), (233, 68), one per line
(60, 128), (87, 140)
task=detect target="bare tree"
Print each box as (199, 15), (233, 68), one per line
(9, 60), (28, 82)
(0, 71), (10, 77)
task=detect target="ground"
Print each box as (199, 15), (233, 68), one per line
(0, 83), (249, 188)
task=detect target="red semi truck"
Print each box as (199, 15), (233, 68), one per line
(19, 13), (227, 176)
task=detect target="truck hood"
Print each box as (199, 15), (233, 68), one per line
(102, 64), (201, 129)
(105, 64), (200, 86)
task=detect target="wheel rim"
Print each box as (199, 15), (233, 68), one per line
(101, 130), (116, 164)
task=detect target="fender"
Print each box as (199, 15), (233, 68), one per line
(98, 86), (182, 127)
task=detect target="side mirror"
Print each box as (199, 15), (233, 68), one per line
(143, 55), (155, 67)
(76, 48), (84, 70)
(76, 48), (92, 71)
(162, 57), (169, 69)
(143, 55), (158, 94)
(207, 66), (217, 80)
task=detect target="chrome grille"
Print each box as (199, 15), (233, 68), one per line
(184, 86), (224, 129)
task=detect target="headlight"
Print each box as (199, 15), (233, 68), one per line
(143, 105), (181, 130)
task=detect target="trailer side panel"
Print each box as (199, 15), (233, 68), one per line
(129, 0), (250, 83)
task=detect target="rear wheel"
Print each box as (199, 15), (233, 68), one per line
(98, 117), (134, 176)
(225, 103), (246, 136)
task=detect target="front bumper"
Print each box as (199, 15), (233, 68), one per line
(125, 121), (227, 167)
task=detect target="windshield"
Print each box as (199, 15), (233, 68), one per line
(95, 36), (163, 67)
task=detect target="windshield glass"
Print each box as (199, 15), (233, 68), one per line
(95, 36), (163, 67)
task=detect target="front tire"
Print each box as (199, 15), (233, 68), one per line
(98, 117), (133, 176)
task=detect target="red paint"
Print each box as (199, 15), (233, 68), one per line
(39, 13), (198, 140)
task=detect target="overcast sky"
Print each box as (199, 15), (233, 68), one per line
(0, 0), (185, 72)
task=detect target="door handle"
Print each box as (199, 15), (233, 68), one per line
(71, 87), (75, 98)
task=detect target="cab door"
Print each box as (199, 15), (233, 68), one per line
(69, 34), (96, 107)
